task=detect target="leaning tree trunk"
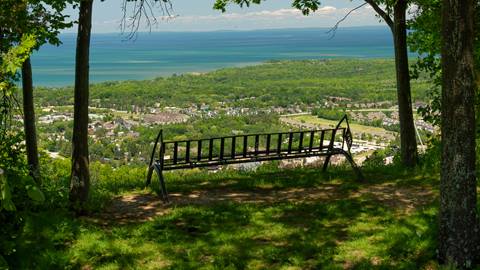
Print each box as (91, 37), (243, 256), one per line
(392, 0), (417, 167)
(438, 0), (479, 267)
(21, 57), (40, 181)
(70, 0), (93, 212)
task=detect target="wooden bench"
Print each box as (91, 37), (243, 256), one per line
(146, 115), (363, 202)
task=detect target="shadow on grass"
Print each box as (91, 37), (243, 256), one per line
(9, 165), (440, 269)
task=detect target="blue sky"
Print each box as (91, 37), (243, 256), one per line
(64, 0), (386, 33)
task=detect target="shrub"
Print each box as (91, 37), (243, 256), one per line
(0, 133), (45, 267)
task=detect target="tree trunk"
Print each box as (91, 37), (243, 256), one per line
(392, 0), (417, 167)
(438, 0), (478, 267)
(70, 0), (93, 212)
(21, 57), (40, 181)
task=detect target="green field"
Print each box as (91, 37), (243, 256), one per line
(281, 115), (396, 141)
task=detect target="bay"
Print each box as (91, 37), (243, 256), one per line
(31, 26), (395, 87)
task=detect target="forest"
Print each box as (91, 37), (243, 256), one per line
(34, 59), (432, 110)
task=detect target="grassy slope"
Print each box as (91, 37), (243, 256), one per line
(12, 163), (442, 270)
(282, 115), (392, 134)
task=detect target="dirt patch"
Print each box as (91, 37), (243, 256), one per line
(93, 183), (435, 225)
(349, 183), (435, 213)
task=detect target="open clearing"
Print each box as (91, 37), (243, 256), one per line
(18, 166), (443, 269)
(281, 114), (396, 141)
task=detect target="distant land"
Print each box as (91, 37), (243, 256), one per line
(31, 26), (403, 87)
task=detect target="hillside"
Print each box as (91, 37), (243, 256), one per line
(32, 59), (434, 166)
(35, 59), (432, 110)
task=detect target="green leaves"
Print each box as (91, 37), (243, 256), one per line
(26, 185), (46, 203)
(0, 255), (8, 269)
(0, 169), (16, 212)
(292, 0), (320, 15)
(0, 169), (45, 212)
(1, 34), (36, 76)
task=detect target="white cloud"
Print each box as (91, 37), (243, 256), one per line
(167, 6), (340, 22)
(88, 5), (383, 33)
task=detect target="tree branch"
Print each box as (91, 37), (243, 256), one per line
(326, 2), (368, 39)
(121, 0), (174, 40)
(364, 0), (393, 30)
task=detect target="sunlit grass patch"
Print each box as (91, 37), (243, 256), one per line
(10, 165), (444, 269)
(335, 207), (437, 269)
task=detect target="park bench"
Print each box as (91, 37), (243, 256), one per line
(146, 115), (363, 202)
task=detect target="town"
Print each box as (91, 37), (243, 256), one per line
(32, 95), (435, 168)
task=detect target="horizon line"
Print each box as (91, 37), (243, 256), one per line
(61, 25), (389, 35)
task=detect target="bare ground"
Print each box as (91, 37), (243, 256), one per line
(89, 182), (435, 225)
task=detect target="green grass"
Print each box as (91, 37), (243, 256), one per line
(281, 115), (395, 141)
(6, 163), (447, 270)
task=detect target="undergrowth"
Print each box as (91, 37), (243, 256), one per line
(4, 156), (451, 269)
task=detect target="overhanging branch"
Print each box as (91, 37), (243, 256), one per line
(121, 0), (174, 40)
(364, 0), (393, 30)
(326, 2), (368, 39)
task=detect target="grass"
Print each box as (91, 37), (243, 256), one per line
(280, 115), (395, 141)
(5, 162), (448, 270)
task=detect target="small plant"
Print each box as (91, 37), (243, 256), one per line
(363, 151), (386, 169)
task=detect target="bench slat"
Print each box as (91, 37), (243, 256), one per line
(277, 133), (282, 154)
(209, 139), (214, 161)
(320, 130), (325, 150)
(197, 140), (202, 161)
(288, 132), (293, 154)
(231, 136), (236, 159)
(185, 141), (190, 163)
(220, 137), (225, 160)
(254, 134), (259, 156)
(309, 131), (314, 152)
(173, 142), (178, 164)
(298, 132), (304, 153)
(266, 134), (271, 155)
(243, 136), (248, 158)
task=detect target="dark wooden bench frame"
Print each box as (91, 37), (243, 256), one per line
(146, 115), (363, 202)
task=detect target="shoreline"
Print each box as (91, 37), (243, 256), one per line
(34, 58), (397, 89)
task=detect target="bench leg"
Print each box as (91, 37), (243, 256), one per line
(153, 164), (169, 203)
(340, 150), (364, 181)
(322, 154), (332, 172)
(145, 165), (154, 187)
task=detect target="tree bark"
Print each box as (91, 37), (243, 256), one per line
(365, 0), (417, 167)
(70, 0), (93, 212)
(438, 0), (479, 267)
(21, 57), (40, 181)
(392, 0), (417, 167)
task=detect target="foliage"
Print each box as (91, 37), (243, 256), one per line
(408, 0), (480, 127)
(362, 150), (386, 168)
(418, 136), (441, 171)
(311, 108), (346, 121)
(0, 34), (44, 268)
(35, 59), (431, 110)
(0, 132), (46, 267)
(0, 0), (73, 52)
(0, 35), (36, 130)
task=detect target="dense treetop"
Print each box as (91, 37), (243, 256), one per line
(35, 59), (431, 110)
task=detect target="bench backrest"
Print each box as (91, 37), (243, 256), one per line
(149, 115), (353, 171)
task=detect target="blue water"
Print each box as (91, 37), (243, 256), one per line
(31, 26), (395, 87)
